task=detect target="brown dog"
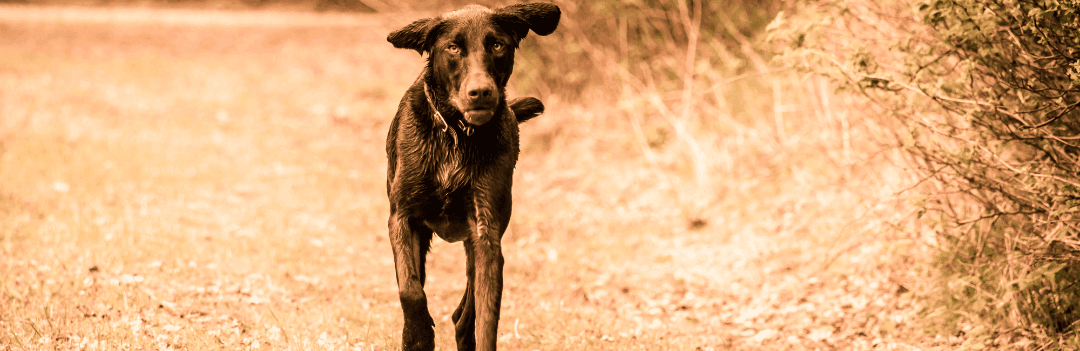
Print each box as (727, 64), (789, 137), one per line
(384, 3), (559, 351)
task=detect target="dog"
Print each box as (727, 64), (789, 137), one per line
(384, 3), (560, 351)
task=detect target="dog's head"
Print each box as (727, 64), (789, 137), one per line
(388, 3), (560, 126)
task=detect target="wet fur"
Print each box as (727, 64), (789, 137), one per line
(383, 3), (559, 351)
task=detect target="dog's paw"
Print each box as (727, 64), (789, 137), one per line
(509, 97), (544, 124)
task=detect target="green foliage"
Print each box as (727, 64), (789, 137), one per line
(774, 0), (1080, 347)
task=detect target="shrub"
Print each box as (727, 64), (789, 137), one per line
(514, 0), (784, 101)
(773, 0), (1080, 347)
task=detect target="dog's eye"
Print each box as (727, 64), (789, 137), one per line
(492, 43), (503, 51)
(447, 44), (460, 54)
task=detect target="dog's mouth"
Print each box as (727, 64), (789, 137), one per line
(462, 108), (494, 126)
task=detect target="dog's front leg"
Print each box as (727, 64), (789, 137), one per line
(470, 225), (503, 351)
(389, 215), (436, 351)
(469, 191), (509, 351)
(452, 244), (476, 350)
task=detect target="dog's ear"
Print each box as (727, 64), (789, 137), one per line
(509, 97), (544, 123)
(493, 3), (561, 41)
(387, 17), (439, 55)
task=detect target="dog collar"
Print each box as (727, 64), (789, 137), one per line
(422, 83), (478, 147)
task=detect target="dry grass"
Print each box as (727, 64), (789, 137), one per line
(1, 5), (937, 350)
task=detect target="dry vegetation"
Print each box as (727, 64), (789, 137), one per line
(1, 4), (941, 350)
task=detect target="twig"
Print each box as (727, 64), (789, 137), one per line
(266, 306), (291, 348)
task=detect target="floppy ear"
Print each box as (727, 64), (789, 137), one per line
(493, 3), (561, 41)
(387, 17), (439, 55)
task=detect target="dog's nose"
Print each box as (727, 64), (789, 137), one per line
(467, 85), (494, 100)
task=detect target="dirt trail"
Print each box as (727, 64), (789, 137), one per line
(0, 5), (927, 350)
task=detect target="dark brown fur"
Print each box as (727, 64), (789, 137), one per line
(384, 3), (559, 351)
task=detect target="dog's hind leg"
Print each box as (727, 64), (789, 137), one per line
(389, 215), (436, 351)
(452, 244), (477, 351)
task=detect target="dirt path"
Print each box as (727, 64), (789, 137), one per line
(0, 5), (929, 350)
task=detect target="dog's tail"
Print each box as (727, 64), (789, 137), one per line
(509, 97), (544, 124)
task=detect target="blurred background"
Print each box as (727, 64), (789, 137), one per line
(7, 0), (1057, 349)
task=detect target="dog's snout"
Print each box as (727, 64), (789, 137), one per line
(463, 76), (496, 104)
(454, 66), (499, 125)
(459, 74), (498, 125)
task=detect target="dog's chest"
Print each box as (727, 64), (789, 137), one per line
(426, 152), (475, 243)
(434, 151), (472, 192)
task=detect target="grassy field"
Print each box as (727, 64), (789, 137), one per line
(1, 5), (937, 350)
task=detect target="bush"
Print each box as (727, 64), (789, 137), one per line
(773, 0), (1080, 347)
(514, 0), (783, 101)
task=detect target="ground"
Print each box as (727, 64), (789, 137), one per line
(1, 5), (937, 350)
